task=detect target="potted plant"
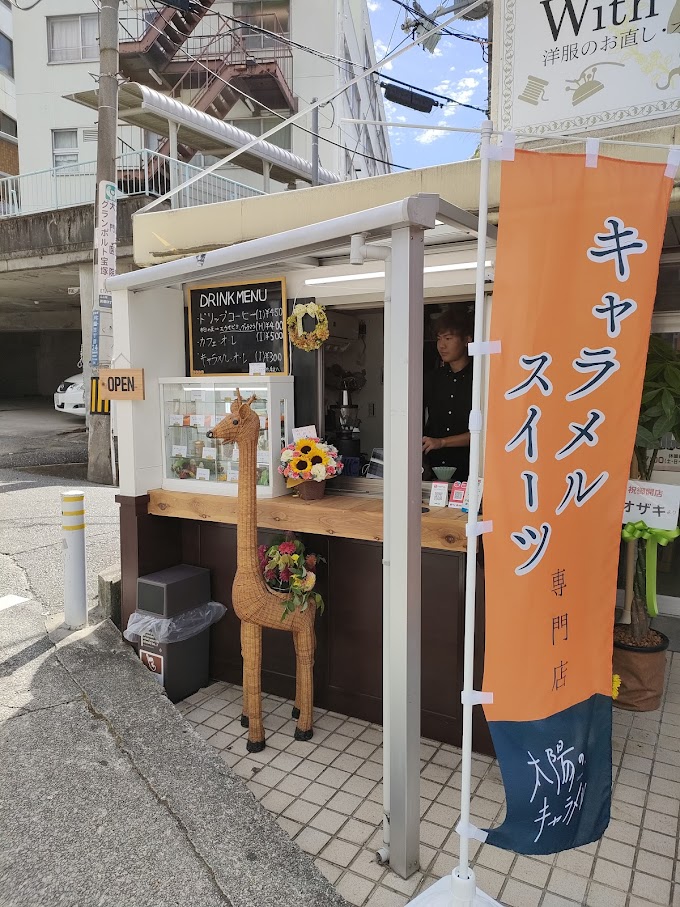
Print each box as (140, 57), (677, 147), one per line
(279, 437), (343, 500)
(258, 533), (325, 620)
(614, 334), (680, 710)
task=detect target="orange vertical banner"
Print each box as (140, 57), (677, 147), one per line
(482, 150), (672, 854)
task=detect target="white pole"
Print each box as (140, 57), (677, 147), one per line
(451, 117), (494, 902)
(387, 224), (425, 879)
(62, 490), (88, 630)
(169, 120), (179, 210)
(380, 256), (392, 866)
(406, 121), (500, 907)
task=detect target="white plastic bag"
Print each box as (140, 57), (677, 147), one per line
(123, 601), (226, 644)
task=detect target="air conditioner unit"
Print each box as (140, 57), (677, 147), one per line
(326, 312), (359, 352)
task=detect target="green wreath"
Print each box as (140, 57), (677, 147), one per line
(288, 301), (329, 352)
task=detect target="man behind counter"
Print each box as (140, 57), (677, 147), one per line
(422, 308), (473, 483)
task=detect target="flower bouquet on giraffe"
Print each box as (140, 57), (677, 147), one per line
(206, 390), (319, 752)
(279, 437), (343, 500)
(258, 533), (325, 620)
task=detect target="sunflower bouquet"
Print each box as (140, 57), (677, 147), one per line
(279, 437), (344, 487)
(258, 533), (325, 619)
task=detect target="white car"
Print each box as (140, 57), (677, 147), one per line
(54, 373), (86, 417)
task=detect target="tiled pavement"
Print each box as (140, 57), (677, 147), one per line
(178, 652), (680, 907)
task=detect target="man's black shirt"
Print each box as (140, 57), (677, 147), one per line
(423, 360), (473, 481)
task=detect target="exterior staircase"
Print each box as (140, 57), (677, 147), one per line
(119, 4), (298, 177)
(119, 1), (218, 86)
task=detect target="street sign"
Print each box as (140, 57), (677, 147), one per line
(92, 180), (117, 368)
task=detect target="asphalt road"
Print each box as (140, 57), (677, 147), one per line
(0, 398), (87, 468)
(0, 467), (345, 907)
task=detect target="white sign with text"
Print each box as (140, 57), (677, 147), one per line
(496, 1), (680, 136)
(623, 480), (680, 531)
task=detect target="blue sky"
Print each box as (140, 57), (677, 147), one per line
(366, 1), (489, 170)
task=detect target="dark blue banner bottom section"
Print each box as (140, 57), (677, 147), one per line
(485, 694), (612, 855)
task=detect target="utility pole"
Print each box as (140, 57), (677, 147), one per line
(88, 0), (119, 485)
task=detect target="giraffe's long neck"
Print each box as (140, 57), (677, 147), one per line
(236, 436), (262, 579)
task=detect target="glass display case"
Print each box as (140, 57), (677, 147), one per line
(159, 376), (294, 497)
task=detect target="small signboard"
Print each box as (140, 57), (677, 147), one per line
(98, 368), (145, 401)
(623, 480), (680, 531)
(140, 650), (164, 686)
(429, 482), (449, 508)
(187, 278), (288, 376)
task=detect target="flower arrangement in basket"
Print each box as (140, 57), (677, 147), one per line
(258, 533), (325, 619)
(279, 437), (344, 500)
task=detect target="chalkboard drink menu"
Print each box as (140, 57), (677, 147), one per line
(187, 278), (288, 376)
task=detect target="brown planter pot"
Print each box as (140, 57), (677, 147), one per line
(613, 631), (669, 712)
(297, 480), (326, 501)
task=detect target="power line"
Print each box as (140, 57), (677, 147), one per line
(381, 73), (487, 115)
(8, 0), (47, 9)
(388, 0), (489, 44)
(157, 5), (488, 117)
(138, 0), (491, 207)
(139, 1), (408, 172)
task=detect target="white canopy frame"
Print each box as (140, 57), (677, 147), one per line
(108, 184), (495, 898)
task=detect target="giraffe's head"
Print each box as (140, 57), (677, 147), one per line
(206, 389), (260, 444)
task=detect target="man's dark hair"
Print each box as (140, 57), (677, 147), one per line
(433, 307), (473, 340)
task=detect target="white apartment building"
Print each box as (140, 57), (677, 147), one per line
(12, 0), (392, 191)
(0, 0), (17, 177)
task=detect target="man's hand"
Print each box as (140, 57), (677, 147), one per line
(422, 436), (443, 454)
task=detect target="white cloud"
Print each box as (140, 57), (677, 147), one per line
(415, 120), (448, 145)
(374, 38), (393, 70)
(457, 77), (480, 90)
(367, 0), (381, 10)
(432, 46), (443, 57)
(468, 67), (485, 75)
(433, 79), (452, 94)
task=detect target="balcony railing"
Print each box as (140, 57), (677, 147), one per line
(0, 149), (264, 218)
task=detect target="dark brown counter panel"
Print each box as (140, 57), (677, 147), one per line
(117, 493), (493, 756)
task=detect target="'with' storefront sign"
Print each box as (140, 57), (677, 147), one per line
(496, 1), (680, 136)
(482, 149), (672, 854)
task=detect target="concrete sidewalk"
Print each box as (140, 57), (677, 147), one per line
(0, 467), (345, 907)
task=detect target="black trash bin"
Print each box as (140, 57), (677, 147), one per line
(135, 564), (213, 703)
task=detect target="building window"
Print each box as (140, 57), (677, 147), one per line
(47, 15), (98, 63)
(0, 112), (16, 138)
(52, 129), (79, 169)
(234, 0), (289, 49)
(231, 115), (291, 151)
(0, 31), (13, 78)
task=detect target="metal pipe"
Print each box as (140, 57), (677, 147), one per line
(452, 118), (493, 897)
(62, 491), (88, 630)
(312, 98), (319, 187)
(169, 120), (179, 210)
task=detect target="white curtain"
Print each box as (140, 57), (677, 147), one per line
(48, 18), (80, 63)
(80, 15), (98, 61)
(48, 15), (98, 63)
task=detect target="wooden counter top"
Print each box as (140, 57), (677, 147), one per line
(147, 489), (467, 553)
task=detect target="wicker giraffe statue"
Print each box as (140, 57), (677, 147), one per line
(207, 390), (316, 753)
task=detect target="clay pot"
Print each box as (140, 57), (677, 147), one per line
(613, 631), (669, 711)
(297, 480), (326, 501)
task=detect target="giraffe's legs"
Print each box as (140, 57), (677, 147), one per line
(292, 660), (301, 720)
(242, 620), (265, 752)
(293, 624), (315, 741)
(240, 621), (249, 728)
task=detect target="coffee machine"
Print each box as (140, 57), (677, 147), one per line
(326, 367), (366, 459)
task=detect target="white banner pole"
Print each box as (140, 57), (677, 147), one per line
(407, 119), (500, 907)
